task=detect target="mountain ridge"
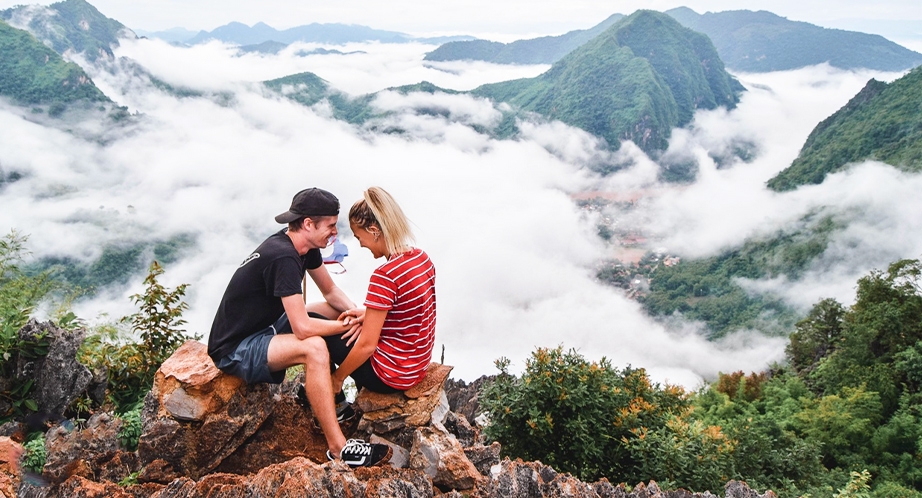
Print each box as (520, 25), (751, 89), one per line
(420, 7), (922, 73)
(767, 68), (922, 191)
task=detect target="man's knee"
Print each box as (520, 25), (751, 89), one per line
(299, 336), (329, 366)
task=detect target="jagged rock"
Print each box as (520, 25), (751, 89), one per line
(0, 437), (23, 498)
(357, 465), (434, 497)
(248, 457), (362, 497)
(444, 375), (493, 426)
(1, 320), (92, 422)
(50, 475), (133, 497)
(444, 410), (479, 447)
(725, 480), (777, 498)
(96, 450), (141, 484)
(541, 472), (598, 497)
(371, 434), (411, 469)
(43, 412), (121, 485)
(409, 425), (483, 491)
(483, 458), (545, 497)
(213, 394), (330, 474)
(136, 459), (180, 485)
(464, 441), (501, 476)
(591, 478), (628, 498)
(137, 340), (274, 480)
(355, 363), (453, 446)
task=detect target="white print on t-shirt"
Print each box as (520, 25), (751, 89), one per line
(239, 253), (260, 268)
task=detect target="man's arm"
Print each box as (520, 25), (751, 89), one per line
(306, 264), (356, 314)
(282, 294), (350, 339)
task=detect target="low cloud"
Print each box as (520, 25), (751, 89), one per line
(1, 42), (914, 386)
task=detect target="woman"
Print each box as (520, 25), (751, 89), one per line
(327, 186), (436, 398)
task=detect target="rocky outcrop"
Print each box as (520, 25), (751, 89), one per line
(43, 412), (138, 485)
(0, 320), (94, 426)
(16, 340), (778, 498)
(137, 340), (277, 480)
(0, 437), (23, 498)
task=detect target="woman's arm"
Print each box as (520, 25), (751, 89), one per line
(331, 307), (387, 393)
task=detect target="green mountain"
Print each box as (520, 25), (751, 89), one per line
(424, 14), (624, 65)
(471, 10), (743, 152)
(0, 0), (133, 62)
(423, 7), (922, 73)
(665, 7), (922, 72)
(0, 19), (109, 107)
(768, 67), (922, 191)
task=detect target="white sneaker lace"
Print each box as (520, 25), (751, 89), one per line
(341, 439), (371, 456)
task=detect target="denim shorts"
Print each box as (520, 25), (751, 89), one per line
(214, 313), (292, 384)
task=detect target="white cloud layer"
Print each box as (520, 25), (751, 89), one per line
(1, 40), (918, 388)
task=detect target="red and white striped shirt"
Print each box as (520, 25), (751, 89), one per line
(364, 248), (436, 389)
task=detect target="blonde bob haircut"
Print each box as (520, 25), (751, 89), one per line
(349, 186), (415, 257)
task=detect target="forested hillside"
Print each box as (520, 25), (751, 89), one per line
(0, 0), (133, 61)
(768, 67), (922, 191)
(665, 7), (922, 72)
(423, 7), (922, 73)
(0, 19), (109, 107)
(472, 10), (743, 153)
(491, 259), (922, 496)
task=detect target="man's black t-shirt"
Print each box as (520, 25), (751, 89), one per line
(208, 230), (322, 362)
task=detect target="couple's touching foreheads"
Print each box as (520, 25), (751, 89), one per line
(208, 186), (436, 468)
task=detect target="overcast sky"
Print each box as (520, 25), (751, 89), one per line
(1, 0), (921, 43)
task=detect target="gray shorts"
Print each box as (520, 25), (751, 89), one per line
(214, 313), (292, 384)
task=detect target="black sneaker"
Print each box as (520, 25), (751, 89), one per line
(327, 439), (392, 468)
(298, 386), (356, 424)
(335, 396), (356, 422)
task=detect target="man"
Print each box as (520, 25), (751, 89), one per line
(208, 187), (390, 467)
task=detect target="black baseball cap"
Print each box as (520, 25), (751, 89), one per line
(275, 187), (340, 223)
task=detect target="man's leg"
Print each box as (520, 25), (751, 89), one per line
(305, 301), (340, 320)
(266, 334), (346, 457)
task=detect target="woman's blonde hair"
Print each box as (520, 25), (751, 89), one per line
(349, 186), (414, 256)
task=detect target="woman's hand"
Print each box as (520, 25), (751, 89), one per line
(339, 308), (366, 346)
(339, 307), (366, 326)
(331, 370), (345, 395)
(342, 323), (363, 346)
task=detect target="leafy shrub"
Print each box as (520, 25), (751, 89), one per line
(21, 433), (46, 473)
(624, 416), (734, 493)
(117, 404), (143, 451)
(79, 261), (195, 412)
(480, 346), (688, 482)
(0, 231), (54, 422)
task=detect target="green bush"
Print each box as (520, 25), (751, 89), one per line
(0, 231), (55, 422)
(117, 404), (143, 451)
(480, 346), (688, 482)
(79, 261), (195, 412)
(21, 433), (46, 473)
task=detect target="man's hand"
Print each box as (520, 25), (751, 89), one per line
(339, 307), (366, 326)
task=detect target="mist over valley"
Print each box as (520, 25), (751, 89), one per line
(1, 0), (921, 388)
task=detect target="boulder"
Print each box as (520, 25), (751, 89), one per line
(43, 412), (122, 485)
(409, 425), (483, 491)
(725, 480), (777, 498)
(444, 375), (493, 426)
(0, 320), (92, 423)
(463, 441), (501, 476)
(213, 393), (330, 474)
(355, 363), (453, 445)
(444, 410), (479, 447)
(0, 437), (23, 498)
(137, 340), (274, 480)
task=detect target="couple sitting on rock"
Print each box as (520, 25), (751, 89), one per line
(207, 186), (436, 468)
